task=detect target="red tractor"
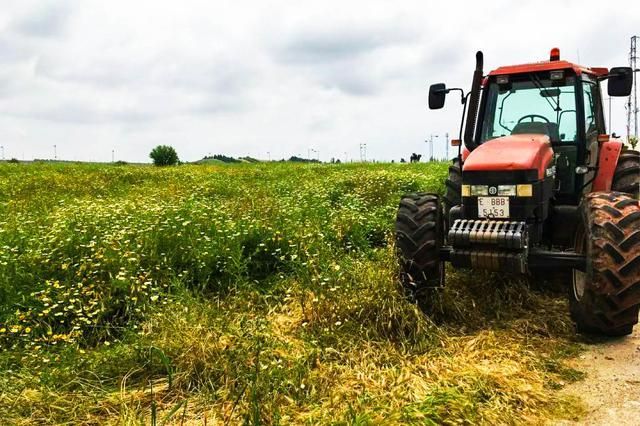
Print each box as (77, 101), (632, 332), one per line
(396, 48), (640, 336)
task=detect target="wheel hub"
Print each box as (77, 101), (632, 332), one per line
(573, 269), (586, 300)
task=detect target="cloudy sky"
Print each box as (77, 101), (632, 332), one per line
(0, 0), (638, 163)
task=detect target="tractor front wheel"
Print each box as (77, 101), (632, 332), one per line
(443, 157), (462, 230)
(612, 149), (639, 199)
(570, 192), (640, 336)
(395, 193), (444, 300)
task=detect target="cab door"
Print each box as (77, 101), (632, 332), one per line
(581, 77), (606, 193)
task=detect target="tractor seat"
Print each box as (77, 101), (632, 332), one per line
(511, 122), (560, 142)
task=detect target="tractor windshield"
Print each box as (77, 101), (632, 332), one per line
(480, 73), (577, 144)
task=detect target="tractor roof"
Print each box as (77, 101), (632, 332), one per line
(487, 49), (608, 77)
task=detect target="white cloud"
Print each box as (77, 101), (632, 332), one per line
(0, 0), (638, 162)
(10, 3), (71, 38)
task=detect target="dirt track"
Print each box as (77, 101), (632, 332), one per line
(558, 328), (640, 425)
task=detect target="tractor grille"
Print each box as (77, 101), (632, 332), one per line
(448, 219), (528, 273)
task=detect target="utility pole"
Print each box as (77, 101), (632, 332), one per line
(1, 145), (4, 160)
(112, 149), (115, 163)
(359, 143), (367, 162)
(344, 151), (347, 163)
(605, 97), (612, 133)
(445, 132), (450, 161)
(267, 151), (271, 161)
(628, 35), (638, 141)
(53, 144), (57, 160)
(426, 134), (438, 162)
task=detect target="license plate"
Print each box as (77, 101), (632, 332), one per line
(478, 197), (510, 218)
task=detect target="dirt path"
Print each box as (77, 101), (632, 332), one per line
(557, 328), (640, 425)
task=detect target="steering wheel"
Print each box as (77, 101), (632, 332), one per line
(517, 114), (550, 124)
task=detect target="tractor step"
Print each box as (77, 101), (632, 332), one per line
(438, 246), (586, 273)
(449, 248), (527, 273)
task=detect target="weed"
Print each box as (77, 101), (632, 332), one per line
(0, 161), (585, 424)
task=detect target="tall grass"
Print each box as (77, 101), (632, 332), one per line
(0, 162), (584, 424)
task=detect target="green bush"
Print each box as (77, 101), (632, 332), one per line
(149, 145), (179, 166)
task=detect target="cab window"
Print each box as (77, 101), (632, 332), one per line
(480, 74), (578, 144)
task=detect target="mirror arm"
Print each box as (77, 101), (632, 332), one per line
(598, 68), (640, 82)
(445, 87), (467, 104)
(457, 93), (470, 141)
(456, 92), (470, 163)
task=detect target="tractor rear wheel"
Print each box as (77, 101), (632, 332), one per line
(612, 149), (639, 199)
(395, 193), (444, 299)
(443, 158), (462, 229)
(570, 192), (640, 336)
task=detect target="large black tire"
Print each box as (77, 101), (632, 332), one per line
(570, 192), (640, 336)
(395, 193), (444, 298)
(612, 149), (639, 199)
(443, 158), (462, 230)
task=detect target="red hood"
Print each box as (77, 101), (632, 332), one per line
(462, 134), (554, 179)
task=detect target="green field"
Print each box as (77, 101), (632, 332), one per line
(0, 162), (584, 424)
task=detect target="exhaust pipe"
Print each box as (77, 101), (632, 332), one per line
(463, 51), (484, 151)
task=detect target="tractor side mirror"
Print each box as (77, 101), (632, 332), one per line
(428, 83), (447, 109)
(607, 67), (633, 97)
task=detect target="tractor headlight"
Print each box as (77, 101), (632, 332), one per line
(517, 184), (533, 197)
(470, 185), (488, 196)
(498, 185), (516, 196)
(461, 185), (470, 197)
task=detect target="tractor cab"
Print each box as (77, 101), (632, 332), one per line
(429, 49), (634, 214)
(478, 53), (613, 199)
(395, 48), (639, 337)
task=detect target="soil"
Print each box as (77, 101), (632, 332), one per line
(557, 328), (640, 425)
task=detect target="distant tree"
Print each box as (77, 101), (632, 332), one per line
(149, 145), (179, 166)
(240, 156), (260, 163)
(8, 158), (19, 163)
(288, 156), (320, 163)
(209, 154), (240, 163)
(410, 153), (422, 163)
(400, 158), (406, 163)
(629, 136), (638, 150)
